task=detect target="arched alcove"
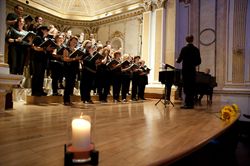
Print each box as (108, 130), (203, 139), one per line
(110, 37), (123, 52)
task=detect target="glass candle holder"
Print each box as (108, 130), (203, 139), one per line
(65, 111), (96, 163)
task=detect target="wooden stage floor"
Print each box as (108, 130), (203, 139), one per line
(0, 98), (239, 166)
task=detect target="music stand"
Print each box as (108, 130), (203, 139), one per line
(155, 67), (175, 107)
(155, 82), (174, 107)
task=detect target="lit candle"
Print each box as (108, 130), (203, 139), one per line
(71, 118), (91, 151)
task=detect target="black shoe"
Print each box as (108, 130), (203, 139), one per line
(32, 92), (47, 96)
(88, 100), (94, 104)
(52, 93), (62, 96)
(84, 100), (94, 104)
(41, 92), (47, 96)
(122, 99), (128, 103)
(100, 100), (108, 103)
(180, 105), (194, 109)
(64, 102), (72, 106)
(113, 99), (121, 103)
(132, 98), (137, 101)
(32, 93), (41, 96)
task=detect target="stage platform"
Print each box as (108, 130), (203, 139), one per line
(0, 98), (240, 166)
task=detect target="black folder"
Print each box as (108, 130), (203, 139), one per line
(57, 46), (66, 55)
(69, 49), (85, 58)
(39, 38), (57, 48)
(145, 68), (151, 73)
(120, 60), (130, 68)
(129, 63), (140, 70)
(22, 31), (36, 42)
(90, 53), (103, 62)
(107, 59), (119, 68)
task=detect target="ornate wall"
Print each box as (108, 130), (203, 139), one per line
(188, 0), (250, 92)
(96, 16), (142, 55)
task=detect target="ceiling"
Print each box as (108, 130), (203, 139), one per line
(18, 0), (143, 20)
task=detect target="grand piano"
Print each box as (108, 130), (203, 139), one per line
(157, 64), (217, 106)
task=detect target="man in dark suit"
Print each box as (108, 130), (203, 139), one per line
(177, 35), (201, 109)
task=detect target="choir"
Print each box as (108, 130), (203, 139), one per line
(5, 5), (150, 105)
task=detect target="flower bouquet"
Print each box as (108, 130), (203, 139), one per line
(220, 104), (239, 121)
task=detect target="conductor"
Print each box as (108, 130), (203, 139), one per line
(177, 35), (201, 109)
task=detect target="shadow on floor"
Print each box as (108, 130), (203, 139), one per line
(169, 120), (250, 166)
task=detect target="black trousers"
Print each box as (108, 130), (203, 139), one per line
(182, 70), (196, 107)
(112, 75), (122, 100)
(80, 69), (95, 102)
(131, 74), (139, 99)
(8, 45), (27, 75)
(31, 57), (46, 95)
(63, 64), (77, 103)
(97, 76), (110, 101)
(50, 61), (63, 94)
(121, 74), (131, 100)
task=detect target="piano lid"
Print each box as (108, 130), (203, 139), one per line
(164, 63), (175, 69)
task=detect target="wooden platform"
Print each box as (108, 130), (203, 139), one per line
(0, 99), (239, 166)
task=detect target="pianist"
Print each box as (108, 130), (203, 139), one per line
(177, 35), (201, 109)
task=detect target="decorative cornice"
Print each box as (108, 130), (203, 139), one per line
(92, 9), (144, 26)
(7, 0), (143, 28)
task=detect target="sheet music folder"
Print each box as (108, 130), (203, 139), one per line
(39, 38), (57, 48)
(107, 59), (119, 68)
(121, 60), (130, 67)
(22, 31), (36, 42)
(69, 49), (85, 58)
(145, 68), (151, 73)
(129, 63), (139, 70)
(90, 53), (103, 62)
(57, 46), (65, 55)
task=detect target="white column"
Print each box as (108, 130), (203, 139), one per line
(164, 0), (178, 66)
(141, 11), (152, 66)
